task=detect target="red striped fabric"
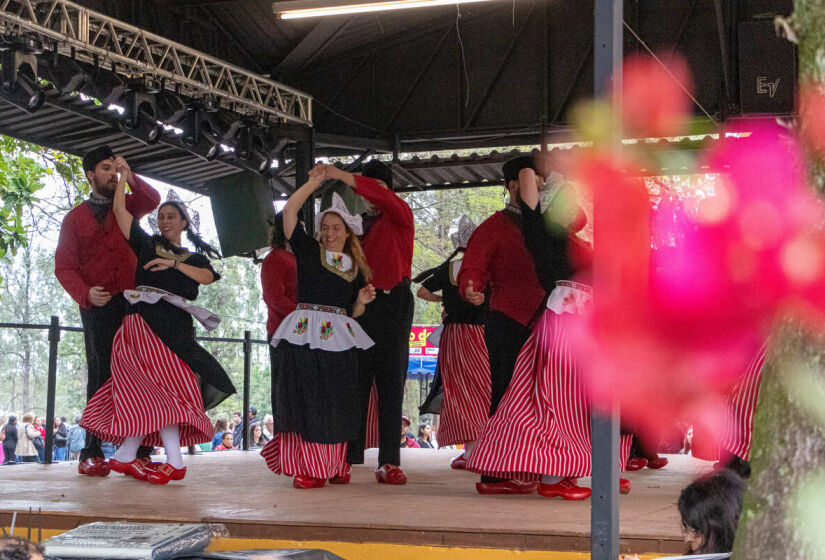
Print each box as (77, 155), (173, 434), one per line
(694, 343), (767, 462)
(466, 310), (632, 479)
(261, 432), (348, 479)
(80, 314), (213, 447)
(437, 324), (491, 446)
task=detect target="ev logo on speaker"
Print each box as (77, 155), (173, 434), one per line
(757, 76), (780, 98)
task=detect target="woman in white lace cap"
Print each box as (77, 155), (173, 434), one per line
(262, 163), (376, 489)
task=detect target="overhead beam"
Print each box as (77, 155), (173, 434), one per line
(276, 17), (354, 76)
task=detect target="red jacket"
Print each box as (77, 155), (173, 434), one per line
(458, 210), (545, 327)
(55, 175), (160, 309)
(260, 248), (298, 337)
(354, 175), (414, 291)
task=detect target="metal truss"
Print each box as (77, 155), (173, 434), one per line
(0, 0), (312, 125)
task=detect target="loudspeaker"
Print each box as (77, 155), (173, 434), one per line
(738, 21), (796, 115)
(207, 172), (275, 257)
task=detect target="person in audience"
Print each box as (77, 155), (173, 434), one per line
(249, 424), (267, 450)
(53, 417), (68, 462)
(2, 416), (17, 465)
(214, 432), (234, 451)
(212, 418), (228, 450)
(678, 470), (745, 555)
(400, 415), (420, 448)
(67, 415), (85, 461)
(263, 415), (275, 440)
(33, 417), (46, 462)
(417, 423), (436, 449)
(15, 414), (40, 463)
(232, 412), (243, 449)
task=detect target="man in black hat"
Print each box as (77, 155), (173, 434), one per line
(55, 146), (160, 476)
(457, 156), (549, 494)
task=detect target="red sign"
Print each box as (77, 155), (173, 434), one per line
(409, 325), (439, 356)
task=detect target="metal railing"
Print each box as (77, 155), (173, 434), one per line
(0, 0), (312, 124)
(0, 316), (267, 460)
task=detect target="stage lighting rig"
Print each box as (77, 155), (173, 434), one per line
(117, 74), (165, 145)
(0, 41), (49, 113)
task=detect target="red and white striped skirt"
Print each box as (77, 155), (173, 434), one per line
(80, 314), (213, 447)
(261, 433), (348, 479)
(467, 310), (632, 479)
(693, 343), (768, 462)
(436, 323), (491, 446)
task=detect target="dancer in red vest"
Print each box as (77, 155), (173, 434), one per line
(55, 146), (160, 477)
(262, 168), (376, 488)
(80, 174), (235, 484)
(261, 212), (298, 416)
(458, 156), (547, 494)
(415, 216), (491, 468)
(466, 166), (634, 499)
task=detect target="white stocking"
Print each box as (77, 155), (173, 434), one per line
(113, 436), (142, 463)
(463, 440), (476, 457)
(159, 424), (183, 469)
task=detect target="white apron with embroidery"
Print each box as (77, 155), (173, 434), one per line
(545, 280), (593, 316)
(124, 286), (221, 331)
(272, 304), (374, 351)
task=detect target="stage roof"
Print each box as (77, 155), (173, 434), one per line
(0, 0), (794, 193)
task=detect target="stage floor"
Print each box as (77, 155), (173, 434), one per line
(0, 449), (710, 555)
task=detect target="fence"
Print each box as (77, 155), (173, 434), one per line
(0, 316), (266, 459)
(0, 317), (437, 461)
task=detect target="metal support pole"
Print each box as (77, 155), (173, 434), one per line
(592, 1), (623, 559)
(44, 316), (60, 464)
(242, 330), (251, 451)
(295, 128), (316, 236)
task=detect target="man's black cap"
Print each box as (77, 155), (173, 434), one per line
(502, 156), (538, 184)
(82, 146), (116, 172)
(361, 160), (393, 189)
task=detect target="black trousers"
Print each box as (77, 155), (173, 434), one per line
(347, 282), (414, 467)
(484, 310), (531, 417)
(79, 295), (151, 461)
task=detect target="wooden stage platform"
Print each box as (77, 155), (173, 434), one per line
(0, 449), (710, 556)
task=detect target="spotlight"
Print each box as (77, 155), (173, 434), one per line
(0, 48), (48, 113)
(182, 103), (201, 146)
(39, 57), (90, 94)
(206, 143), (221, 161)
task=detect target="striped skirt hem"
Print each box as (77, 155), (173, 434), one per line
(80, 314), (212, 447)
(261, 433), (348, 479)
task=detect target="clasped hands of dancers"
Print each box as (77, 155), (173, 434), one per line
(58, 147), (759, 497)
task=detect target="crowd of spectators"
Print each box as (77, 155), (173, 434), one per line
(0, 414), (88, 465)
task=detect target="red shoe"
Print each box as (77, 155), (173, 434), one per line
(538, 477), (591, 500)
(78, 457), (110, 477)
(294, 474), (326, 489)
(450, 455), (468, 470)
(134, 456), (162, 471)
(109, 458), (151, 481)
(620, 478), (631, 495)
(625, 457), (648, 471)
(475, 479), (537, 495)
(329, 464), (351, 485)
(375, 464), (407, 485)
(146, 463), (186, 485)
(647, 456), (669, 469)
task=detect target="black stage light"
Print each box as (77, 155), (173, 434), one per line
(182, 103), (201, 146)
(80, 68), (125, 105)
(0, 49), (48, 113)
(39, 57), (90, 94)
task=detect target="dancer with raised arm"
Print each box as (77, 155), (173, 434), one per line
(262, 164), (376, 489)
(80, 170), (235, 485)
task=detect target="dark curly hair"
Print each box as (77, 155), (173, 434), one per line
(0, 536), (45, 560)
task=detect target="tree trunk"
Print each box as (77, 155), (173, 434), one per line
(732, 2), (825, 558)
